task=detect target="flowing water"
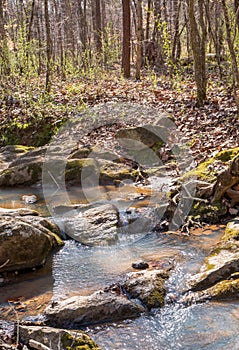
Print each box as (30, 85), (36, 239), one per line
(1, 186), (239, 349)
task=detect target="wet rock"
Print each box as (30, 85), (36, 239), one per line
(132, 261), (149, 270)
(182, 278), (239, 304)
(0, 208), (63, 273)
(190, 218), (239, 292)
(98, 158), (139, 185)
(123, 269), (169, 309)
(0, 160), (43, 186)
(64, 204), (119, 245)
(21, 194), (38, 204)
(19, 325), (101, 350)
(44, 291), (145, 328)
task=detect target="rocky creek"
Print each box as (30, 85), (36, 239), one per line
(0, 185), (239, 350)
(0, 116), (239, 349)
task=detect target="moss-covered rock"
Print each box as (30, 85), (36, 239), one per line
(190, 200), (227, 223)
(65, 158), (97, 184)
(19, 325), (101, 350)
(0, 208), (63, 273)
(183, 278), (239, 304)
(0, 161), (43, 186)
(183, 147), (239, 183)
(61, 332), (100, 350)
(123, 269), (169, 309)
(99, 159), (139, 185)
(189, 218), (239, 292)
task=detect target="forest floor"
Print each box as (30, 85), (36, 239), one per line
(0, 70), (239, 165)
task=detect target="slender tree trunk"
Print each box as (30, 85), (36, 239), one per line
(221, 0), (239, 87)
(136, 0), (142, 80)
(44, 0), (52, 92)
(92, 0), (102, 53)
(188, 0), (207, 106)
(171, 0), (181, 61)
(146, 0), (151, 41)
(122, 0), (131, 78)
(0, 0), (5, 40)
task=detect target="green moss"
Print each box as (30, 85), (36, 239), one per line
(182, 147), (239, 182)
(214, 148), (239, 162)
(61, 332), (100, 350)
(205, 260), (215, 271)
(65, 159), (96, 182)
(28, 162), (43, 183)
(209, 278), (239, 299)
(146, 289), (165, 309)
(190, 200), (227, 223)
(222, 223), (239, 242)
(12, 145), (34, 153)
(49, 231), (64, 246)
(0, 168), (13, 185)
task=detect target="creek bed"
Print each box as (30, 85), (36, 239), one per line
(0, 186), (239, 349)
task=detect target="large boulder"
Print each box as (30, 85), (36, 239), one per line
(0, 208), (63, 273)
(116, 125), (166, 149)
(19, 325), (101, 350)
(190, 218), (239, 293)
(63, 204), (119, 245)
(44, 291), (145, 328)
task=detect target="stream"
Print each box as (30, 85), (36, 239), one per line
(1, 186), (239, 349)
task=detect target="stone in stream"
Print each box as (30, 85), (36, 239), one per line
(132, 261), (149, 270)
(0, 145), (141, 187)
(188, 218), (239, 300)
(44, 268), (170, 328)
(44, 291), (145, 328)
(19, 325), (101, 350)
(63, 204), (119, 246)
(122, 269), (169, 309)
(0, 208), (64, 274)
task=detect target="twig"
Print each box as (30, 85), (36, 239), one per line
(0, 259), (10, 270)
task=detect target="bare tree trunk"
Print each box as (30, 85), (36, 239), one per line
(136, 0), (142, 80)
(92, 0), (102, 53)
(171, 0), (181, 62)
(188, 0), (207, 106)
(122, 0), (131, 77)
(221, 0), (239, 87)
(44, 0), (52, 92)
(0, 0), (5, 40)
(146, 0), (151, 41)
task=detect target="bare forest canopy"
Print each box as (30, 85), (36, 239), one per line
(1, 1), (239, 106)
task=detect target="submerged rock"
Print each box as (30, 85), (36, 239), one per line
(64, 204), (119, 245)
(19, 325), (101, 350)
(0, 208), (63, 273)
(44, 291), (144, 328)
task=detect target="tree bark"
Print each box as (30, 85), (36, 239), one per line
(221, 0), (239, 87)
(122, 0), (131, 78)
(44, 0), (52, 92)
(188, 0), (207, 106)
(136, 0), (142, 80)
